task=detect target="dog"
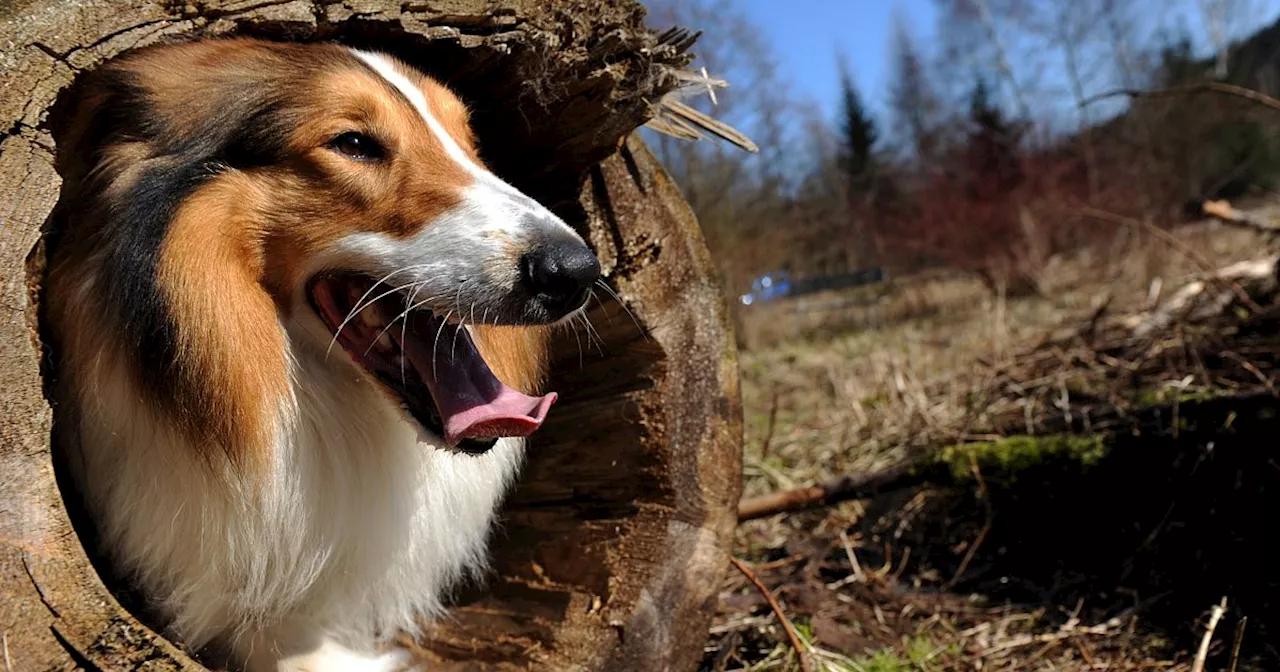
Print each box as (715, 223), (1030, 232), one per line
(45, 37), (600, 671)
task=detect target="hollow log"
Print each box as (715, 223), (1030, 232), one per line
(0, 2), (744, 670)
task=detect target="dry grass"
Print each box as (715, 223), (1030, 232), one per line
(713, 217), (1280, 672)
(735, 222), (1264, 501)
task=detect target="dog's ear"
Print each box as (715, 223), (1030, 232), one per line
(48, 42), (306, 436)
(52, 62), (138, 194)
(57, 42), (302, 199)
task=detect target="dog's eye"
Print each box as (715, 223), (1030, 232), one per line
(328, 132), (385, 161)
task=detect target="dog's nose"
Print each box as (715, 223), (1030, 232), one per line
(521, 242), (601, 313)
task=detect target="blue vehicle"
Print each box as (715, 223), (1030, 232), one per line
(739, 271), (792, 305)
(739, 267), (887, 306)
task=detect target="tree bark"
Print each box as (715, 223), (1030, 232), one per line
(0, 2), (743, 670)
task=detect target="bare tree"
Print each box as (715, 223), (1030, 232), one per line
(1199, 0), (1254, 79)
(643, 0), (803, 293)
(936, 0), (1033, 118)
(888, 14), (944, 165)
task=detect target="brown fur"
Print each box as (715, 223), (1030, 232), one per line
(156, 174), (288, 465)
(48, 38), (548, 469)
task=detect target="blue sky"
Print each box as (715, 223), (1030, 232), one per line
(735, 0), (1280, 126)
(735, 0), (938, 119)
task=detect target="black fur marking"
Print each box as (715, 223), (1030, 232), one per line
(60, 44), (397, 438)
(86, 68), (298, 420)
(102, 157), (212, 407)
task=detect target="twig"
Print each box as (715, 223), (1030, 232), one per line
(1229, 615), (1247, 672)
(1079, 207), (1220, 277)
(1072, 637), (1097, 665)
(1192, 597), (1228, 672)
(728, 556), (814, 672)
(708, 629), (741, 672)
(760, 390), (780, 459)
(838, 530), (866, 582)
(3, 632), (10, 672)
(738, 459), (933, 521)
(1222, 351), (1274, 391)
(944, 454), (993, 590)
(1081, 82), (1280, 114)
(1080, 293), (1113, 342)
(751, 554), (806, 572)
(977, 623), (1115, 657)
(708, 616), (775, 636)
(647, 98), (760, 152)
(890, 546), (911, 582)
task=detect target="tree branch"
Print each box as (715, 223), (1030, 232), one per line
(1080, 82), (1280, 115)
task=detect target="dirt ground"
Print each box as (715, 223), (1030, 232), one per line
(706, 216), (1280, 671)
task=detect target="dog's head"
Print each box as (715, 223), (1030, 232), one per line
(50, 38), (598, 460)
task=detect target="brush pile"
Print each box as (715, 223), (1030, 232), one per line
(718, 251), (1280, 671)
(973, 254), (1280, 437)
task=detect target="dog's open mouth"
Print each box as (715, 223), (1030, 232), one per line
(307, 273), (557, 454)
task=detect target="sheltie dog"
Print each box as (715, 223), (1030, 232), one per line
(45, 37), (599, 671)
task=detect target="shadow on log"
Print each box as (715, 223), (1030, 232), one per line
(0, 2), (743, 670)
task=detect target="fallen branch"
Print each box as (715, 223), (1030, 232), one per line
(740, 391), (1277, 524)
(738, 459), (933, 521)
(728, 556), (814, 672)
(1133, 256), (1279, 338)
(1192, 597), (1228, 672)
(1201, 199), (1280, 237)
(1077, 207), (1265, 316)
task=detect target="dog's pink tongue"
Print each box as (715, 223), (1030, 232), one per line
(398, 315), (556, 447)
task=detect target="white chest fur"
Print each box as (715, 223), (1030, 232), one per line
(66, 330), (523, 666)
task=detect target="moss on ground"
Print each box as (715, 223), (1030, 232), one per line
(850, 635), (955, 671)
(1124, 386), (1225, 407)
(938, 434), (1109, 482)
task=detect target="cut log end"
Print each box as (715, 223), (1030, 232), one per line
(0, 2), (742, 670)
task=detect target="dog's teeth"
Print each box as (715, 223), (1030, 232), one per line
(377, 332), (393, 349)
(360, 308), (382, 329)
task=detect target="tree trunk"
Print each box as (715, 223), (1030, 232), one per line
(0, 2), (743, 670)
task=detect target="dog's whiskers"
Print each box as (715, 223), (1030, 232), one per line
(578, 308), (606, 356)
(450, 282), (472, 362)
(567, 314), (585, 369)
(594, 278), (647, 342)
(400, 281), (428, 387)
(589, 287), (614, 325)
(328, 281), (418, 358)
(326, 265), (427, 358)
(364, 289), (444, 360)
(432, 309), (455, 379)
(330, 282), (421, 361)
